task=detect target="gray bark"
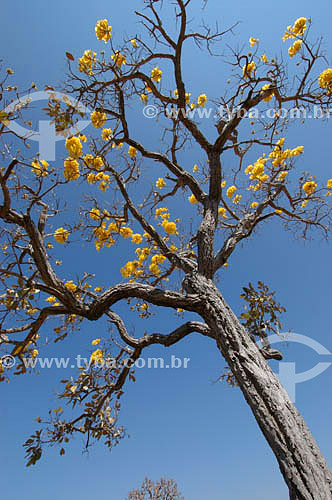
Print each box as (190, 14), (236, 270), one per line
(183, 272), (332, 500)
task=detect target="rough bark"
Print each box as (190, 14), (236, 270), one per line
(183, 272), (332, 500)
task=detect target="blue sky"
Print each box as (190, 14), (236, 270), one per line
(1, 1), (332, 499)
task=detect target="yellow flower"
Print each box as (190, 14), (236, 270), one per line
(120, 227), (133, 238)
(140, 94), (148, 103)
(221, 181), (226, 188)
(193, 164), (199, 172)
(65, 137), (82, 158)
(162, 220), (177, 234)
(91, 110), (107, 128)
(46, 296), (57, 303)
(101, 128), (113, 141)
(151, 66), (162, 82)
(156, 177), (166, 189)
(260, 54), (268, 63)
(243, 61), (256, 79)
(6, 67), (14, 75)
(288, 40), (302, 58)
(89, 208), (101, 221)
(233, 194), (242, 204)
(282, 17), (307, 40)
(90, 348), (103, 364)
(88, 173), (96, 184)
(132, 234), (143, 244)
(31, 349), (38, 358)
(318, 69), (332, 94)
(275, 209), (283, 215)
(250, 202), (259, 209)
(303, 181), (317, 196)
(152, 254), (166, 265)
(277, 171), (288, 181)
(261, 84), (274, 102)
(95, 19), (112, 42)
(31, 159), (49, 177)
(327, 179), (332, 189)
(177, 308), (184, 313)
(65, 280), (77, 292)
(128, 146), (137, 158)
(218, 207), (227, 218)
(54, 227), (69, 244)
(131, 39), (138, 48)
(188, 194), (198, 204)
(91, 338), (101, 345)
(301, 200), (309, 208)
(197, 94), (207, 107)
(78, 49), (96, 74)
(64, 158), (80, 181)
(226, 185), (237, 198)
(249, 37), (258, 47)
(112, 51), (126, 67)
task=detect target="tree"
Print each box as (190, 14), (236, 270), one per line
(1, 2), (332, 498)
(125, 477), (184, 500)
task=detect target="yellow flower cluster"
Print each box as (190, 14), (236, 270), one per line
(31, 159), (49, 177)
(112, 51), (126, 67)
(119, 227), (133, 238)
(282, 17), (307, 41)
(249, 37), (258, 47)
(318, 69), (332, 94)
(245, 157), (269, 182)
(243, 61), (256, 80)
(128, 146), (137, 158)
(95, 19), (112, 42)
(152, 67), (162, 82)
(218, 207), (227, 218)
(261, 84), (274, 102)
(65, 280), (77, 292)
(64, 158), (80, 181)
(78, 49), (96, 74)
(91, 110), (107, 128)
(269, 138), (303, 169)
(132, 233), (143, 244)
(89, 208), (101, 221)
(54, 227), (69, 244)
(327, 179), (332, 189)
(288, 40), (302, 58)
(66, 136), (82, 158)
(277, 171), (289, 181)
(93, 222), (116, 251)
(92, 338), (101, 345)
(233, 194), (242, 205)
(174, 89), (191, 104)
(302, 180), (317, 196)
(101, 128), (113, 141)
(84, 154), (104, 170)
(155, 207), (177, 235)
(226, 185), (237, 198)
(90, 348), (103, 364)
(188, 194), (198, 204)
(156, 177), (166, 189)
(197, 94), (207, 107)
(87, 172), (110, 192)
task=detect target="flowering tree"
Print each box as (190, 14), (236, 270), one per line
(1, 2), (332, 498)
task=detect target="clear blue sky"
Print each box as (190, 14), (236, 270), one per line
(1, 1), (332, 499)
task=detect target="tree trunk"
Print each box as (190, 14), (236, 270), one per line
(183, 272), (332, 500)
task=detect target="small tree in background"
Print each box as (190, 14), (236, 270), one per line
(1, 2), (332, 498)
(125, 477), (184, 500)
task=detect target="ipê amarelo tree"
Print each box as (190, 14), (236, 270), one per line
(1, 2), (332, 499)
